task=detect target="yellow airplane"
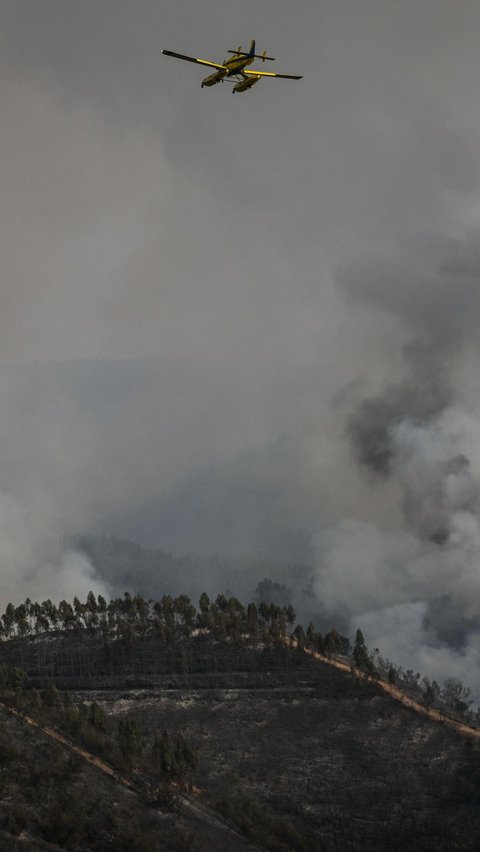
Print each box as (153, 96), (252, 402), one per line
(162, 39), (302, 93)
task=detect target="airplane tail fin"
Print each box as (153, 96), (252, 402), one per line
(227, 40), (275, 60)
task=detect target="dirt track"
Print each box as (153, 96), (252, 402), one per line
(302, 645), (480, 740)
(0, 699), (256, 850)
(0, 700), (136, 788)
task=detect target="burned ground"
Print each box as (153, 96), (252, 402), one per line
(0, 632), (479, 849)
(85, 673), (480, 850)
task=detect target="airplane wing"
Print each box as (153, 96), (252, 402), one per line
(243, 69), (302, 79)
(162, 50), (227, 71)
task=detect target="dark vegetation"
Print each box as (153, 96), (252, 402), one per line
(0, 707), (194, 851)
(0, 590), (480, 849)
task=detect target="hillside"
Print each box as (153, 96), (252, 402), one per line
(0, 595), (480, 850)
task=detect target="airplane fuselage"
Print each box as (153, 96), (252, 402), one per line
(201, 54), (254, 87)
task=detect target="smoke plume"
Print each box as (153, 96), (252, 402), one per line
(4, 1), (480, 704)
(0, 488), (109, 609)
(314, 235), (480, 699)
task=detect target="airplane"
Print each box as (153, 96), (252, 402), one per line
(162, 39), (302, 93)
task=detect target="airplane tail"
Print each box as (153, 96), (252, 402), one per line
(227, 40), (275, 61)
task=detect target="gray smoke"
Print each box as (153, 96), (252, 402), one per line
(347, 345), (453, 476)
(314, 235), (480, 699)
(4, 0), (480, 705)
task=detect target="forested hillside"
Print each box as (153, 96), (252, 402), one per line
(0, 590), (480, 849)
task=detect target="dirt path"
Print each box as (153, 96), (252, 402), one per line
(0, 700), (255, 850)
(302, 645), (480, 740)
(0, 699), (136, 789)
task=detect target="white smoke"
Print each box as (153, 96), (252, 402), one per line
(355, 602), (480, 703)
(313, 404), (480, 699)
(0, 489), (109, 608)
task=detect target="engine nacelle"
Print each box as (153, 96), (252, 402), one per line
(233, 75), (260, 93)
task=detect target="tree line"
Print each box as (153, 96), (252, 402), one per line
(1, 592), (477, 725)
(0, 591), (297, 646)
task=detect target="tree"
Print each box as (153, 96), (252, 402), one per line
(161, 595), (175, 644)
(443, 680), (472, 715)
(174, 595), (196, 637)
(85, 591), (99, 632)
(324, 628), (342, 655)
(403, 669), (421, 689)
(42, 681), (61, 709)
(269, 606), (287, 642)
(14, 604), (29, 637)
(226, 597), (245, 639)
(88, 701), (106, 732)
(174, 731), (198, 781)
(73, 596), (85, 628)
(152, 731), (174, 778)
(215, 594), (228, 612)
(41, 599), (59, 630)
(293, 624), (305, 652)
(306, 622), (317, 647)
(118, 716), (142, 767)
(152, 730), (198, 783)
(284, 604), (296, 626)
(58, 600), (75, 630)
(254, 578), (293, 608)
(121, 592), (135, 623)
(0, 665), (27, 692)
(258, 601), (271, 627)
(422, 677), (440, 708)
(2, 603), (15, 637)
(97, 594), (107, 615)
(246, 602), (258, 635)
(133, 594), (150, 639)
(197, 593), (210, 629)
(353, 629), (376, 675)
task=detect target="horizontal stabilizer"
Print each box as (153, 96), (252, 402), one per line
(227, 50), (276, 60)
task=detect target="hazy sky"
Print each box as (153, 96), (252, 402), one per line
(5, 0), (476, 366)
(4, 2), (480, 690)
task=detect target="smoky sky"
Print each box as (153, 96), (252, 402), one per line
(3, 0), (480, 693)
(4, 0), (480, 366)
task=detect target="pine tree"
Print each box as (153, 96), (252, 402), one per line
(118, 716), (142, 767)
(293, 625), (305, 652)
(88, 701), (106, 732)
(353, 629), (376, 675)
